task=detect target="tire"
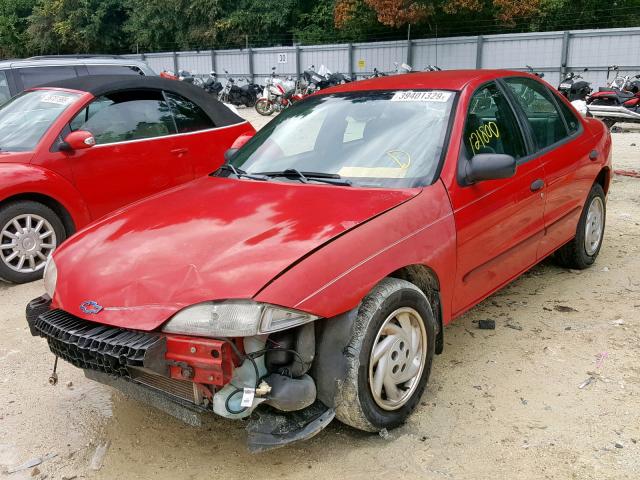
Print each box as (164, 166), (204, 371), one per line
(334, 278), (436, 432)
(602, 118), (616, 129)
(0, 201), (66, 284)
(555, 183), (606, 270)
(255, 98), (274, 116)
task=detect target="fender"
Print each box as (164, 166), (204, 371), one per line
(254, 181), (457, 325)
(0, 163), (91, 229)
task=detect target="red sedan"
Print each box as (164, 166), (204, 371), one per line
(0, 75), (254, 283)
(27, 70), (611, 451)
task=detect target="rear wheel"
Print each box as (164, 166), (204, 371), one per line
(334, 278), (436, 432)
(255, 98), (274, 116)
(555, 183), (606, 270)
(0, 201), (66, 284)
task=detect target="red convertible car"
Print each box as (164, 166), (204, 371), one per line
(0, 75), (253, 283)
(27, 70), (611, 451)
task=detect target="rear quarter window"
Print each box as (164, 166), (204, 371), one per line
(17, 66), (78, 89)
(86, 65), (144, 76)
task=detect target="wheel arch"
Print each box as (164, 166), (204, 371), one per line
(595, 167), (610, 196)
(388, 264), (444, 354)
(0, 192), (76, 236)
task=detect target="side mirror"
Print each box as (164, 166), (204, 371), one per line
(465, 154), (516, 183)
(224, 148), (238, 162)
(61, 130), (95, 151)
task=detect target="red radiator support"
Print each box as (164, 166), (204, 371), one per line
(164, 335), (239, 386)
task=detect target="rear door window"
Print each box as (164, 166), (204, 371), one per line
(0, 70), (11, 105)
(86, 65), (144, 76)
(504, 77), (569, 150)
(17, 66), (78, 89)
(164, 92), (214, 133)
(69, 90), (176, 144)
(463, 82), (526, 159)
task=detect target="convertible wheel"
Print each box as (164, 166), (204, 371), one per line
(555, 183), (606, 270)
(255, 99), (274, 116)
(334, 278), (436, 432)
(0, 201), (66, 284)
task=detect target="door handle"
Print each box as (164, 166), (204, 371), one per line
(171, 148), (188, 155)
(530, 179), (545, 192)
(589, 150), (599, 161)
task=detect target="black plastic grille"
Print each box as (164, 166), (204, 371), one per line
(34, 309), (166, 377)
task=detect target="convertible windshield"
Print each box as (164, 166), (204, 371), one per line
(0, 89), (79, 152)
(228, 90), (456, 187)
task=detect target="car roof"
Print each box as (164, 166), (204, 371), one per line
(0, 56), (151, 70)
(34, 75), (245, 128)
(324, 69), (537, 93)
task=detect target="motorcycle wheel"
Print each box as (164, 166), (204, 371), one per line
(255, 98), (274, 116)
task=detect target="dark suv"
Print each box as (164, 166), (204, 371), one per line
(0, 55), (156, 105)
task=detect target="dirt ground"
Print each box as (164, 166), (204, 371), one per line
(1, 112), (639, 480)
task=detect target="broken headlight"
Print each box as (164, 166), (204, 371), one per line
(162, 300), (319, 337)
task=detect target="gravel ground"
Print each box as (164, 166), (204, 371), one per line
(1, 113), (639, 480)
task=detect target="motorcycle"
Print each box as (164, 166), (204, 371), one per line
(255, 67), (304, 116)
(587, 65), (640, 128)
(558, 68), (592, 116)
(218, 71), (258, 107)
(202, 71), (223, 97)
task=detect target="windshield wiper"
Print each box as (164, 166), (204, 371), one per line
(214, 164), (268, 181)
(257, 169), (352, 186)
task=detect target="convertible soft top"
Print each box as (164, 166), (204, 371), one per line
(35, 74), (245, 127)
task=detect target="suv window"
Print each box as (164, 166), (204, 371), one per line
(0, 70), (10, 105)
(70, 90), (176, 144)
(17, 66), (78, 89)
(464, 82), (526, 159)
(164, 92), (214, 133)
(504, 77), (568, 149)
(86, 65), (144, 76)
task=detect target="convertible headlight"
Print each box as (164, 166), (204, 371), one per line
(43, 256), (57, 298)
(162, 301), (319, 337)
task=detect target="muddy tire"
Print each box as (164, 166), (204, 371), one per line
(555, 183), (606, 270)
(0, 201), (66, 284)
(334, 278), (436, 432)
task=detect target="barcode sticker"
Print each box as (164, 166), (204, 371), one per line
(240, 388), (255, 407)
(391, 90), (451, 102)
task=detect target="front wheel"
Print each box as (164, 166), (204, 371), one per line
(334, 278), (436, 432)
(555, 183), (606, 269)
(255, 98), (274, 116)
(0, 201), (66, 283)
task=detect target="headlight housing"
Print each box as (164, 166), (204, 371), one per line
(43, 256), (57, 298)
(161, 300), (319, 337)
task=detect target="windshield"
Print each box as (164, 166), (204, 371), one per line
(228, 90), (456, 187)
(0, 89), (79, 151)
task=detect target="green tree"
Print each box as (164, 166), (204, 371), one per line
(0, 0), (36, 58)
(27, 0), (128, 55)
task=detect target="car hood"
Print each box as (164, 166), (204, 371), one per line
(0, 151), (34, 163)
(53, 176), (418, 330)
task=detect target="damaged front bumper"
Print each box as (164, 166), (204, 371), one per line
(26, 295), (334, 452)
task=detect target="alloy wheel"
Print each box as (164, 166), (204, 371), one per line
(0, 214), (57, 273)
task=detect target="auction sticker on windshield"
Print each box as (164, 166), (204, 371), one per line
(391, 91), (452, 102)
(41, 93), (73, 105)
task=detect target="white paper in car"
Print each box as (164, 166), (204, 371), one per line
(338, 166), (409, 178)
(41, 93), (72, 105)
(391, 90), (451, 102)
